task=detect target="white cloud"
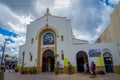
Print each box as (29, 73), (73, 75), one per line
(0, 0), (120, 57)
(33, 0), (118, 42)
(0, 34), (25, 57)
(109, 0), (120, 4)
(0, 3), (33, 33)
(0, 34), (5, 46)
(95, 3), (114, 40)
(73, 29), (91, 41)
(0, 3), (33, 57)
(54, 0), (70, 8)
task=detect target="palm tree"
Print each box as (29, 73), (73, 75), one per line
(54, 53), (59, 59)
(54, 53), (59, 64)
(54, 53), (59, 74)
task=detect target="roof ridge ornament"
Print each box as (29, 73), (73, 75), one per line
(46, 24), (48, 28)
(45, 8), (50, 28)
(44, 8), (50, 16)
(46, 8), (49, 14)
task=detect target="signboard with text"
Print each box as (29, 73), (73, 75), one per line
(89, 49), (101, 57)
(64, 58), (69, 66)
(59, 60), (64, 68)
(98, 57), (104, 66)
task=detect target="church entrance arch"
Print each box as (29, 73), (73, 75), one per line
(103, 52), (114, 73)
(42, 49), (55, 72)
(76, 51), (89, 73)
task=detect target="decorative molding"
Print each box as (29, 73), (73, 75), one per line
(37, 27), (57, 73)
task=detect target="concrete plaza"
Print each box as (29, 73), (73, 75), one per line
(4, 72), (120, 80)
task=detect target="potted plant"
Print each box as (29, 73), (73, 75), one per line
(21, 67), (28, 74)
(32, 67), (37, 74)
(68, 62), (74, 75)
(15, 68), (18, 73)
(24, 67), (28, 74)
(54, 61), (59, 75)
(28, 67), (33, 74)
(21, 63), (27, 74)
(21, 70), (25, 74)
(0, 70), (4, 80)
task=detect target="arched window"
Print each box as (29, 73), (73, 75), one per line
(61, 35), (64, 41)
(61, 53), (64, 60)
(22, 51), (25, 56)
(103, 52), (112, 57)
(31, 38), (34, 44)
(61, 50), (64, 60)
(29, 52), (32, 61)
(43, 32), (54, 45)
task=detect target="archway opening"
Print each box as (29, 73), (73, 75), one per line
(76, 51), (89, 73)
(103, 52), (114, 73)
(42, 50), (55, 72)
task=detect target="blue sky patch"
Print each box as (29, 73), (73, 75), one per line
(0, 26), (20, 43)
(6, 38), (15, 43)
(99, 0), (116, 8)
(0, 27), (19, 38)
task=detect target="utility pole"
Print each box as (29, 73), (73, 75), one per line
(0, 39), (7, 80)
(1, 39), (7, 65)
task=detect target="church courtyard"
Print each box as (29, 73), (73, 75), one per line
(4, 72), (120, 80)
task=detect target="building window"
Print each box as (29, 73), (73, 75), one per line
(61, 50), (64, 60)
(31, 38), (34, 44)
(29, 52), (32, 61)
(22, 51), (25, 56)
(61, 53), (64, 60)
(61, 36), (64, 41)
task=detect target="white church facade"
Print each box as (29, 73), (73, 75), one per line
(19, 10), (120, 74)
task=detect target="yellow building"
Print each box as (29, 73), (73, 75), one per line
(96, 2), (120, 43)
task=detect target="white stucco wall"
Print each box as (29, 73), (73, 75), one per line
(68, 42), (120, 67)
(19, 15), (74, 67)
(19, 14), (120, 69)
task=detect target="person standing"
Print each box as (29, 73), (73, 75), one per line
(83, 63), (87, 74)
(8, 62), (11, 72)
(1, 63), (5, 72)
(68, 62), (72, 74)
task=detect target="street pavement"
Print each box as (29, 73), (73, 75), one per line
(4, 72), (120, 80)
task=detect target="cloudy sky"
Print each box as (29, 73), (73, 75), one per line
(0, 0), (120, 57)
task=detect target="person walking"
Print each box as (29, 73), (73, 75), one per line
(8, 62), (12, 72)
(90, 61), (96, 78)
